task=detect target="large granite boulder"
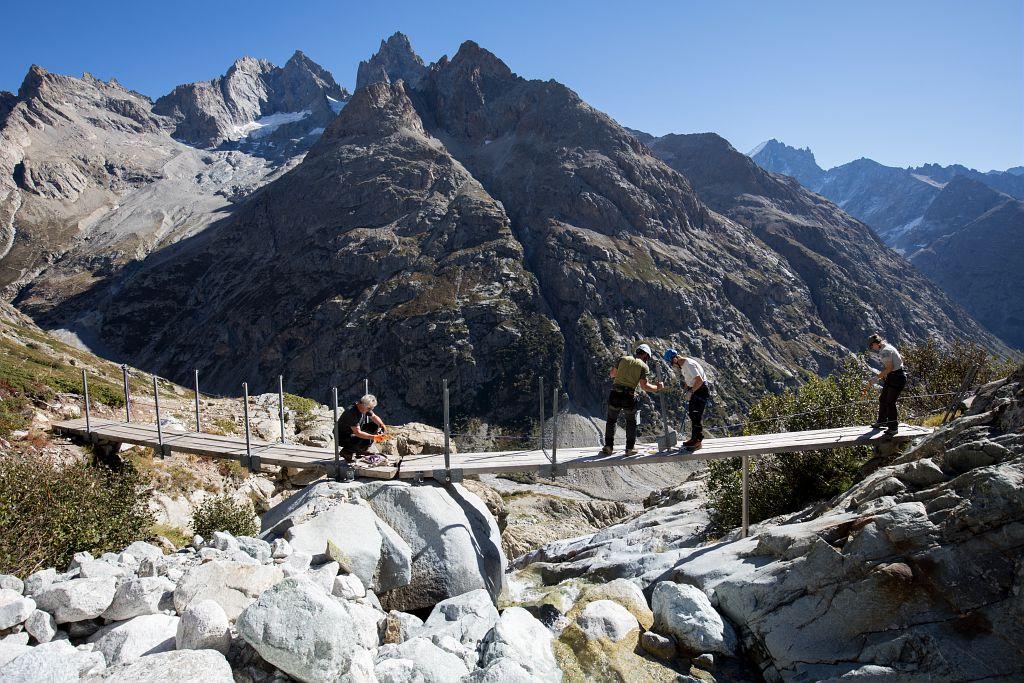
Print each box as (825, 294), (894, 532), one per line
(262, 479), (505, 611)
(236, 577), (376, 682)
(87, 613), (180, 666)
(33, 577), (117, 624)
(83, 648), (233, 682)
(173, 560), (283, 620)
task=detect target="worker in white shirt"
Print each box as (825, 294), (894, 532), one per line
(663, 348), (710, 450)
(867, 333), (906, 435)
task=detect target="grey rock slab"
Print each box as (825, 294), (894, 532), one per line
(333, 572), (367, 600)
(175, 599), (230, 654)
(121, 541), (165, 564)
(640, 631), (677, 660)
(236, 536), (272, 562)
(651, 581), (736, 656)
(286, 501), (387, 589)
(173, 560), (283, 620)
(0, 639), (85, 682)
(236, 577), (371, 682)
(467, 658), (536, 682)
(88, 613), (179, 665)
(0, 642), (31, 667)
(478, 606), (560, 683)
(33, 577), (117, 624)
(0, 589), (35, 629)
(82, 648), (233, 682)
(575, 599), (640, 642)
(77, 560), (129, 579)
(102, 577), (175, 621)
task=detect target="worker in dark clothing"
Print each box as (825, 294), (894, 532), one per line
(663, 348), (711, 450)
(336, 394), (387, 460)
(867, 334), (906, 435)
(602, 344), (664, 456)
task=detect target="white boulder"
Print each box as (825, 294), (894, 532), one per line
(417, 588), (500, 649)
(0, 574), (24, 594)
(576, 599), (640, 642)
(478, 607), (560, 682)
(374, 636), (470, 682)
(83, 648), (232, 682)
(102, 577), (175, 621)
(22, 568), (57, 596)
(121, 541), (165, 564)
(34, 577), (117, 623)
(333, 573), (367, 600)
(236, 577), (373, 682)
(0, 589), (35, 630)
(25, 609), (58, 643)
(651, 581), (736, 656)
(176, 599), (230, 654)
(173, 560), (283, 620)
(0, 639), (103, 682)
(88, 613), (180, 666)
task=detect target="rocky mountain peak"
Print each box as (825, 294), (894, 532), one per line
(355, 31), (427, 90)
(748, 138), (826, 189)
(312, 79), (423, 151)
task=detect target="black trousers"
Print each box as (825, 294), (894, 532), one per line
(338, 421), (381, 461)
(877, 369), (906, 429)
(688, 384), (710, 442)
(604, 387), (637, 450)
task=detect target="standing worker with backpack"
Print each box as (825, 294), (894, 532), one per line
(663, 348), (710, 451)
(602, 344), (665, 456)
(867, 333), (906, 435)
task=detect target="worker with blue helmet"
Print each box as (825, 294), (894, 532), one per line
(664, 347), (710, 450)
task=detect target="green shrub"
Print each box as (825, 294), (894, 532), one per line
(190, 494), (259, 539)
(705, 360), (875, 530)
(0, 453), (154, 577)
(901, 339), (1018, 419)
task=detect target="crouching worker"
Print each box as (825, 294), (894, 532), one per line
(663, 348), (710, 451)
(337, 394), (387, 461)
(602, 344), (664, 456)
(867, 333), (906, 435)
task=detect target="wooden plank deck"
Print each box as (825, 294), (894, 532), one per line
(54, 418), (931, 481)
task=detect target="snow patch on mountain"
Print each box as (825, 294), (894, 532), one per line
(228, 110), (312, 140)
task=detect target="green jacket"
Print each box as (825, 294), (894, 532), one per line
(613, 355), (649, 390)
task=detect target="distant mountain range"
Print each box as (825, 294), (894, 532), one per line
(0, 34), (1008, 428)
(750, 140), (1024, 349)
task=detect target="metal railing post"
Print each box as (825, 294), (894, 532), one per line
(81, 369), (91, 435)
(741, 454), (750, 538)
(243, 382), (254, 472)
(332, 387), (341, 481)
(278, 375), (286, 444)
(193, 370), (201, 433)
(153, 375), (165, 458)
(551, 383), (559, 476)
(660, 390), (670, 449)
(364, 378), (369, 396)
(443, 379), (451, 482)
(538, 377), (545, 451)
(122, 364), (131, 423)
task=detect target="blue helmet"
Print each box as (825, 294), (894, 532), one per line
(663, 348), (679, 363)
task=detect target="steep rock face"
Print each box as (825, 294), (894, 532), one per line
(355, 32), (427, 91)
(646, 133), (1000, 353)
(153, 50), (349, 158)
(46, 80), (560, 421)
(910, 195), (1024, 348)
(0, 66), (282, 312)
(896, 175), (1010, 252)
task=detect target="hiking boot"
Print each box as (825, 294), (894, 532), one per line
(870, 423), (885, 430)
(885, 426), (899, 436)
(625, 448), (638, 456)
(683, 439), (703, 451)
(600, 446), (613, 456)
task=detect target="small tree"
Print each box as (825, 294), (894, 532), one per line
(0, 453), (154, 576)
(190, 494), (259, 539)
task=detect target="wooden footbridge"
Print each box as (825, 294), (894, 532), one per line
(52, 368), (932, 536)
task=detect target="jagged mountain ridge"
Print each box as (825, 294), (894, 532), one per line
(750, 139), (1024, 349)
(154, 50), (350, 159)
(30, 35), (1006, 427)
(641, 132), (986, 353)
(0, 51), (349, 322)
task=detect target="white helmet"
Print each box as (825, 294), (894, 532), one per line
(635, 343), (653, 358)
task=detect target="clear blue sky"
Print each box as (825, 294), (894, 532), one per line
(3, 0), (1021, 171)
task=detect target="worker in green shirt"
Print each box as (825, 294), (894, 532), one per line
(602, 344), (664, 456)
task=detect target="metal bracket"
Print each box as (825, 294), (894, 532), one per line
(327, 462), (355, 481)
(432, 469), (464, 484)
(539, 463), (568, 477)
(657, 430), (679, 452)
(243, 454), (261, 473)
(156, 444), (172, 459)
